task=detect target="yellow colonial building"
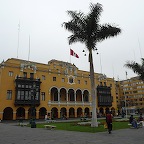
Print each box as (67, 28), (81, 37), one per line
(0, 58), (117, 120)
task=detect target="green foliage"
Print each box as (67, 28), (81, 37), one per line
(125, 58), (144, 81)
(63, 3), (121, 50)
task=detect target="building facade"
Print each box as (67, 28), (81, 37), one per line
(116, 77), (144, 115)
(0, 58), (117, 120)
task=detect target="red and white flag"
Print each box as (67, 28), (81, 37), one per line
(70, 49), (79, 58)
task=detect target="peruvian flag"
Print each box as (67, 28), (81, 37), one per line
(70, 49), (79, 58)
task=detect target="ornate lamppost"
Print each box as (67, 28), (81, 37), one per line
(30, 82), (37, 128)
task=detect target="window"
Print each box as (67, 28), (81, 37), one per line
(41, 92), (45, 101)
(8, 71), (13, 77)
(42, 75), (45, 80)
(133, 91), (137, 93)
(85, 81), (87, 85)
(62, 78), (65, 82)
(68, 76), (75, 84)
(7, 90), (12, 100)
(69, 77), (74, 83)
(20, 91), (24, 100)
(25, 84), (29, 88)
(53, 77), (56, 81)
(23, 72), (27, 78)
(25, 91), (29, 100)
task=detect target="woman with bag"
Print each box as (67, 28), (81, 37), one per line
(106, 111), (113, 134)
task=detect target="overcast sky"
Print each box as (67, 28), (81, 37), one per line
(0, 0), (143, 80)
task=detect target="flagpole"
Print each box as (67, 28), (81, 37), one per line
(99, 54), (102, 74)
(28, 35), (30, 61)
(17, 21), (20, 59)
(70, 46), (71, 64)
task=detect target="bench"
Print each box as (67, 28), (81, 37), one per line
(45, 119), (56, 123)
(80, 117), (89, 121)
(19, 123), (27, 127)
(44, 125), (56, 130)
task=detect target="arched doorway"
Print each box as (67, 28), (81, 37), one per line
(3, 107), (13, 120)
(76, 89), (82, 102)
(60, 88), (66, 101)
(60, 107), (67, 118)
(39, 107), (47, 119)
(105, 107), (110, 114)
(51, 107), (58, 119)
(68, 89), (75, 101)
(83, 90), (89, 102)
(16, 107), (25, 119)
(69, 107), (75, 118)
(28, 107), (36, 119)
(84, 107), (90, 117)
(51, 87), (58, 101)
(77, 107), (82, 117)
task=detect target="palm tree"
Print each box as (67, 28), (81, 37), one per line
(125, 58), (144, 81)
(63, 3), (121, 127)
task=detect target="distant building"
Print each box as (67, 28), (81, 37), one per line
(0, 58), (117, 120)
(116, 77), (144, 114)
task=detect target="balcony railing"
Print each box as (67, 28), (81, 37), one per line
(48, 100), (91, 106)
(15, 100), (40, 106)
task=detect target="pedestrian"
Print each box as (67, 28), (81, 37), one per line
(129, 115), (138, 128)
(45, 114), (48, 121)
(106, 111), (113, 134)
(138, 113), (144, 127)
(138, 113), (143, 121)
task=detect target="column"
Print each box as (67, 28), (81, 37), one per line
(82, 93), (84, 102)
(25, 111), (28, 119)
(75, 110), (77, 118)
(13, 111), (17, 120)
(58, 89), (60, 102)
(74, 92), (76, 103)
(66, 92), (68, 102)
(66, 111), (69, 118)
(0, 112), (3, 120)
(82, 109), (85, 117)
(36, 110), (39, 119)
(58, 110), (61, 118)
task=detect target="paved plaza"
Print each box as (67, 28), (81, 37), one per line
(0, 122), (144, 144)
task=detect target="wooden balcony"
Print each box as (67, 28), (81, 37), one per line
(14, 99), (40, 106)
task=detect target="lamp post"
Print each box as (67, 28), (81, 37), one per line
(30, 82), (36, 128)
(124, 95), (128, 119)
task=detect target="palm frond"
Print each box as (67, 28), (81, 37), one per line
(96, 24), (121, 42)
(125, 58), (144, 81)
(62, 3), (121, 50)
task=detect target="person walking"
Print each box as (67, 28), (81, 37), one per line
(106, 111), (113, 134)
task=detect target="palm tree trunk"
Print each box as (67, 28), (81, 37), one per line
(89, 50), (98, 127)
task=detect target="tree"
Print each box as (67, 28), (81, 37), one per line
(63, 3), (121, 127)
(125, 58), (144, 81)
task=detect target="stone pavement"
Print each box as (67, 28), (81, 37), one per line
(0, 122), (144, 144)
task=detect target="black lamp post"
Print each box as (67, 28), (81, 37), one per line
(30, 82), (37, 128)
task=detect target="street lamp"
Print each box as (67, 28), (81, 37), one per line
(124, 95), (128, 119)
(30, 82), (37, 128)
